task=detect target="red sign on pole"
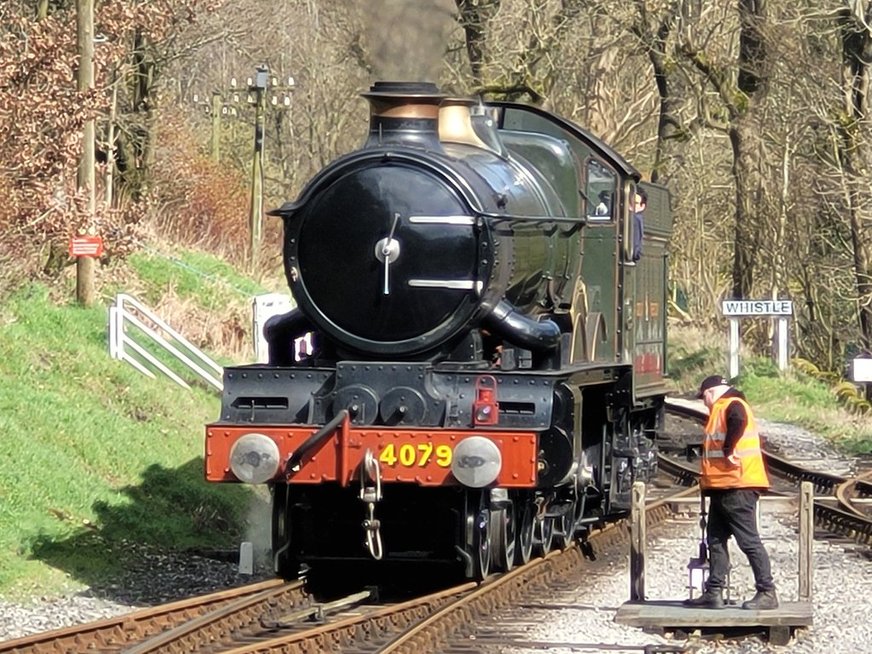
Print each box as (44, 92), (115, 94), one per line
(69, 235), (104, 258)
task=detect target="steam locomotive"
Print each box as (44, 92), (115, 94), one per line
(205, 81), (672, 580)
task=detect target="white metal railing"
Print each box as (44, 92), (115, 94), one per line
(109, 293), (223, 392)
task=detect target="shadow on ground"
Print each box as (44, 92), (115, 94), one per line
(30, 458), (271, 606)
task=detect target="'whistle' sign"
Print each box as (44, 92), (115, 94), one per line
(722, 300), (793, 317)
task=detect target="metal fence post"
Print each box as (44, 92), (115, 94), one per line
(799, 481), (813, 602)
(630, 481), (646, 601)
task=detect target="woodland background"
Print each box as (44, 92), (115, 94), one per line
(1, 0), (871, 375)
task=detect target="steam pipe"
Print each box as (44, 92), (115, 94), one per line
(482, 299), (561, 351)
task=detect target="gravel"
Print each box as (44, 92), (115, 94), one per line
(481, 505), (872, 653)
(0, 548), (268, 642)
(479, 415), (872, 653)
(0, 417), (869, 651)
(758, 418), (861, 475)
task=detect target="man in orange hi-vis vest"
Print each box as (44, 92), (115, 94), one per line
(683, 375), (778, 610)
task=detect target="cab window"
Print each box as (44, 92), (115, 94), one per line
(586, 159), (616, 221)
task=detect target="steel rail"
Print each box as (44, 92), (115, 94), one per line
(0, 579), (293, 654)
(100, 490), (697, 654)
(834, 470), (872, 519)
(374, 488), (698, 654)
(213, 581), (479, 654)
(123, 581), (310, 653)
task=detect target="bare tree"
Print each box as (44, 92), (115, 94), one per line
(833, 1), (872, 350)
(452, 0), (597, 103)
(630, 0), (685, 183)
(677, 1), (770, 300)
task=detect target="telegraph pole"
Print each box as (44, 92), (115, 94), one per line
(248, 65), (268, 271)
(76, 0), (96, 306)
(210, 91), (222, 162)
(194, 67), (294, 270)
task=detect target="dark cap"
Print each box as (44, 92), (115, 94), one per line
(636, 187), (648, 204)
(696, 375), (728, 398)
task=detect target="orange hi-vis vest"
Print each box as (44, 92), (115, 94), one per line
(700, 396), (770, 490)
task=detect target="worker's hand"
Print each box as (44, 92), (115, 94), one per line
(726, 453), (740, 467)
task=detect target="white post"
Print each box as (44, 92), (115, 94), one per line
(239, 541), (254, 575)
(776, 317), (789, 371)
(799, 481), (813, 602)
(630, 481), (646, 601)
(252, 293), (294, 363)
(728, 317), (740, 379)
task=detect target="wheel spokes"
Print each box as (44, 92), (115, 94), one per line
(473, 492), (491, 580)
(492, 500), (516, 572)
(515, 495), (535, 565)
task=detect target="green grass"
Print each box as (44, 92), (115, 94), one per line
(126, 249), (275, 309)
(736, 363), (872, 452)
(0, 282), (259, 599)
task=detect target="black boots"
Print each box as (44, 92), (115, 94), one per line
(682, 588), (778, 610)
(682, 588), (724, 609)
(742, 589), (779, 610)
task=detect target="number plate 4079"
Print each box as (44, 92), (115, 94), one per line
(378, 443), (452, 468)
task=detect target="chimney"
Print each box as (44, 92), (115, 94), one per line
(439, 97), (505, 156)
(362, 81), (446, 150)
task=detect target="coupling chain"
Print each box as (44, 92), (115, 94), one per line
(360, 449), (383, 560)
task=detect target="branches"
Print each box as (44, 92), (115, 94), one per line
(0, 0), (224, 280)
(477, 81), (545, 103)
(680, 41), (747, 121)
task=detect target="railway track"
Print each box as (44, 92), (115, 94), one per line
(0, 487), (694, 654)
(0, 578), (299, 654)
(834, 470), (872, 518)
(4, 399), (869, 652)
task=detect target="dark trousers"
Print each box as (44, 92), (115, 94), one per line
(705, 488), (775, 592)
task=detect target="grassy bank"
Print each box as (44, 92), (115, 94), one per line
(0, 250), (275, 599)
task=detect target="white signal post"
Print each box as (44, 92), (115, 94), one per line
(721, 300), (793, 379)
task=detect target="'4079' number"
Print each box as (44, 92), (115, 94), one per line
(379, 443), (452, 468)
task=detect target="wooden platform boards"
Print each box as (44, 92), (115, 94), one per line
(615, 600), (813, 646)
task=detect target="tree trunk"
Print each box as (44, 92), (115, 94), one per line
(634, 3), (682, 184)
(729, 117), (760, 299)
(729, 0), (767, 300)
(125, 28), (158, 198)
(846, 184), (872, 350)
(648, 45), (684, 183)
(838, 1), (872, 350)
(678, 0), (768, 300)
(455, 0), (500, 87)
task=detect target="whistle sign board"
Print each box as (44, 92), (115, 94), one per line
(69, 235), (104, 258)
(722, 300), (793, 317)
(722, 299), (794, 379)
(853, 358), (872, 383)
